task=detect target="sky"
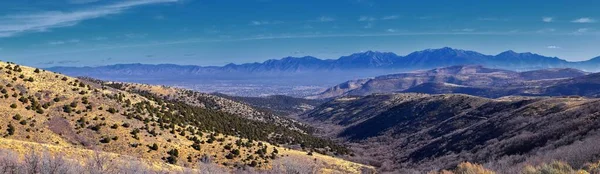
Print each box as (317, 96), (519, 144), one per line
(0, 0), (599, 67)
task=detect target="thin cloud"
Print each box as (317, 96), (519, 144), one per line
(47, 39), (80, 45)
(547, 45), (560, 49)
(38, 61), (56, 65)
(358, 16), (376, 22)
(249, 20), (282, 26)
(571, 28), (591, 35)
(48, 41), (66, 45)
(381, 15), (399, 20)
(57, 60), (81, 64)
(0, 0), (178, 38)
(68, 0), (100, 4)
(537, 28), (556, 33)
(477, 17), (509, 21)
(542, 17), (553, 22)
(572, 18), (596, 23)
(124, 33), (148, 39)
(40, 60), (80, 65)
(314, 16), (335, 22)
(454, 28), (475, 32)
(250, 20), (269, 26)
(359, 15), (398, 22)
(93, 36), (108, 41)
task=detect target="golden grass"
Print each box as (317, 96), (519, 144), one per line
(0, 61), (372, 173)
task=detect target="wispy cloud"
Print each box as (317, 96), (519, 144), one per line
(381, 15), (399, 20)
(93, 36), (108, 41)
(0, 0), (178, 38)
(542, 17), (553, 23)
(572, 17), (596, 23)
(124, 33), (148, 39)
(477, 17), (509, 21)
(454, 28), (475, 32)
(48, 39), (80, 45)
(537, 28), (556, 33)
(250, 20), (269, 25)
(358, 16), (376, 22)
(38, 60), (81, 65)
(547, 45), (560, 49)
(67, 0), (100, 4)
(57, 60), (81, 64)
(314, 16), (335, 22)
(359, 15), (399, 22)
(249, 20), (283, 26)
(363, 23), (373, 29)
(571, 28), (593, 35)
(386, 29), (397, 33)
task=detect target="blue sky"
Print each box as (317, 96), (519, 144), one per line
(0, 0), (599, 67)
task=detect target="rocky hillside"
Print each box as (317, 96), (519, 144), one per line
(303, 93), (600, 172)
(0, 61), (371, 173)
(311, 65), (588, 99)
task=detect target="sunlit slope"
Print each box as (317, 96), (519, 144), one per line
(0, 61), (372, 173)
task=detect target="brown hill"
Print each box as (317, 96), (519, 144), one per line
(0, 61), (372, 173)
(302, 93), (600, 172)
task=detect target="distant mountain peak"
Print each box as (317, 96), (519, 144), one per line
(497, 50), (540, 57)
(421, 47), (460, 53)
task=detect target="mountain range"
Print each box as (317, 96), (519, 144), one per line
(310, 65), (599, 99)
(47, 47), (600, 78)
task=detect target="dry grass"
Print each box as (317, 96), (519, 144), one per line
(0, 61), (371, 173)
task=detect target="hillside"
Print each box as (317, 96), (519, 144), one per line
(302, 93), (600, 172)
(311, 65), (588, 99)
(0, 61), (372, 173)
(213, 93), (326, 116)
(95, 81), (312, 133)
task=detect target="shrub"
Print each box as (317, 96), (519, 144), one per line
(13, 114), (22, 120)
(149, 143), (159, 151)
(7, 123), (15, 135)
(107, 108), (118, 114)
(100, 137), (111, 143)
(522, 161), (580, 174)
(454, 162), (495, 174)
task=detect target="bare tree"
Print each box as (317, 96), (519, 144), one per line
(40, 150), (71, 174)
(23, 148), (42, 174)
(197, 158), (229, 174)
(0, 149), (20, 174)
(116, 159), (151, 174)
(85, 150), (116, 174)
(270, 157), (319, 174)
